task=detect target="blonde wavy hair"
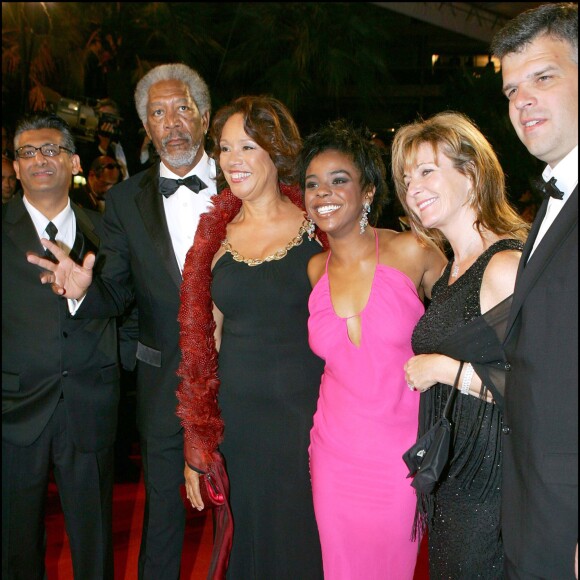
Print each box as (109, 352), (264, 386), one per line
(391, 111), (529, 248)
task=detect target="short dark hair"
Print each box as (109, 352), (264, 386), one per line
(491, 2), (578, 62)
(14, 112), (76, 153)
(210, 95), (301, 190)
(298, 119), (388, 204)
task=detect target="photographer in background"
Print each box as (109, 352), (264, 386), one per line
(77, 98), (130, 181)
(71, 155), (121, 213)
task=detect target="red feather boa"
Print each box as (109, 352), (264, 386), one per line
(176, 183), (327, 468)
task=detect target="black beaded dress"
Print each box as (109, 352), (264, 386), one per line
(411, 239), (523, 579)
(212, 228), (324, 580)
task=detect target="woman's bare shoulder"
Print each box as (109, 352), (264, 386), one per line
(307, 251), (329, 288)
(377, 228), (435, 257)
(481, 248), (522, 308)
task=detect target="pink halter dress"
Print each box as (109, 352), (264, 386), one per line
(308, 229), (424, 579)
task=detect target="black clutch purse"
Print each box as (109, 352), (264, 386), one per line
(402, 361), (464, 494)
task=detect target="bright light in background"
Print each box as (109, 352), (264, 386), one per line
(73, 174), (86, 187)
(431, 53), (500, 73)
(473, 54), (501, 72)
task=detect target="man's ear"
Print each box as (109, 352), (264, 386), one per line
(71, 154), (82, 176)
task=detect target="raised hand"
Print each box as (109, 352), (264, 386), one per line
(26, 238), (95, 299)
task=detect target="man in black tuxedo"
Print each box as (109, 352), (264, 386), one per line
(28, 64), (217, 579)
(491, 3), (578, 578)
(2, 113), (119, 579)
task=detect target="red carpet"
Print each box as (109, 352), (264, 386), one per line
(45, 466), (213, 579)
(45, 462), (429, 579)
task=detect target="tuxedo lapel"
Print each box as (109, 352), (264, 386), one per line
(71, 203), (100, 262)
(504, 197), (548, 334)
(5, 197), (102, 265)
(3, 196), (46, 258)
(505, 187), (578, 341)
(135, 168), (182, 290)
(520, 197), (548, 266)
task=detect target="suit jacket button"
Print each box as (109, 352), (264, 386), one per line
(62, 370), (69, 377)
(502, 425), (510, 435)
(62, 331), (68, 338)
(504, 363), (511, 371)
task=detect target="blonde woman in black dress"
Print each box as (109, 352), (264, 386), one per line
(392, 111), (529, 579)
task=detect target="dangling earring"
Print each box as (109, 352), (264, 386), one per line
(359, 201), (371, 234)
(305, 216), (316, 241)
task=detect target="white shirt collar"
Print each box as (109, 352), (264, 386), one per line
(22, 195), (76, 249)
(159, 151), (216, 187)
(542, 145), (578, 202)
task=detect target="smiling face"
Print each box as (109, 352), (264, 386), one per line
(14, 128), (80, 205)
(501, 34), (578, 167)
(403, 142), (473, 233)
(303, 149), (373, 236)
(144, 79), (210, 174)
(218, 113), (279, 200)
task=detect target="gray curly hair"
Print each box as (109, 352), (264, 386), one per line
(134, 63), (211, 125)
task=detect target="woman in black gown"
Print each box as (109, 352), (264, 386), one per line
(177, 96), (326, 579)
(391, 112), (529, 578)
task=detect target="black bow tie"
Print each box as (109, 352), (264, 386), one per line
(533, 176), (564, 200)
(159, 175), (208, 198)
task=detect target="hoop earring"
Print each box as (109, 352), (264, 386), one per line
(359, 201), (371, 234)
(305, 216), (316, 241)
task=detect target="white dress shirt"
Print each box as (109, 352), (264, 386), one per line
(23, 195), (79, 311)
(528, 145), (578, 261)
(23, 196), (76, 254)
(160, 151), (217, 273)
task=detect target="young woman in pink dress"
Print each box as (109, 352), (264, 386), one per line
(298, 120), (447, 579)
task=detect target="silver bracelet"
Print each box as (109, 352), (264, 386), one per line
(460, 363), (474, 395)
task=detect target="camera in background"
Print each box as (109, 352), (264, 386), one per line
(53, 97), (122, 143)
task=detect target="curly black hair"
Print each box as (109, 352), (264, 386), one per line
(298, 119), (388, 209)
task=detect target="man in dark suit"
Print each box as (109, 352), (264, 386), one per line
(491, 3), (578, 578)
(2, 113), (119, 579)
(70, 153), (140, 482)
(28, 64), (217, 579)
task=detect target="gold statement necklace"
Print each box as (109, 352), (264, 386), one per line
(221, 220), (309, 267)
